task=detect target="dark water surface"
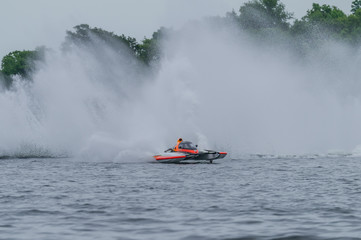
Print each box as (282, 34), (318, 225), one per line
(1, 157), (361, 240)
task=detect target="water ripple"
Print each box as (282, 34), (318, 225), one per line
(1, 157), (361, 239)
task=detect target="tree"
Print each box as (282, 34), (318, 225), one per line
(341, 8), (361, 44)
(138, 27), (172, 65)
(63, 24), (155, 64)
(239, 0), (293, 30)
(64, 24), (144, 54)
(351, 0), (361, 14)
(302, 3), (347, 32)
(1, 50), (38, 77)
(304, 4), (346, 21)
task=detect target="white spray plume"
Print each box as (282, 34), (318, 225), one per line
(1, 20), (361, 160)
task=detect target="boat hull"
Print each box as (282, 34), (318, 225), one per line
(153, 152), (188, 163)
(154, 150), (227, 163)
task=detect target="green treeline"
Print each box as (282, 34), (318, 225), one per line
(2, 0), (361, 87)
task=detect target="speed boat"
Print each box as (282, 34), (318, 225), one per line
(154, 140), (227, 163)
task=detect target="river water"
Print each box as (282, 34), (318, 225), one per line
(1, 156), (361, 240)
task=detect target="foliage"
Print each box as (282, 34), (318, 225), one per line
(302, 4), (347, 33)
(63, 24), (139, 55)
(342, 8), (361, 44)
(352, 0), (361, 14)
(63, 24), (170, 65)
(138, 27), (172, 65)
(289, 3), (361, 45)
(239, 0), (293, 30)
(0, 46), (46, 88)
(1, 50), (38, 78)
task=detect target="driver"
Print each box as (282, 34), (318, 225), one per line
(174, 138), (183, 151)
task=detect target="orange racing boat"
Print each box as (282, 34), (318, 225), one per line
(154, 139), (227, 163)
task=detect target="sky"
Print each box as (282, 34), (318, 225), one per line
(0, 0), (354, 58)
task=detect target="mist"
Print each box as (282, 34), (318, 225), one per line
(1, 18), (361, 160)
(155, 22), (361, 156)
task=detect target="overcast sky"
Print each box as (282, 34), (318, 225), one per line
(0, 0), (353, 58)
